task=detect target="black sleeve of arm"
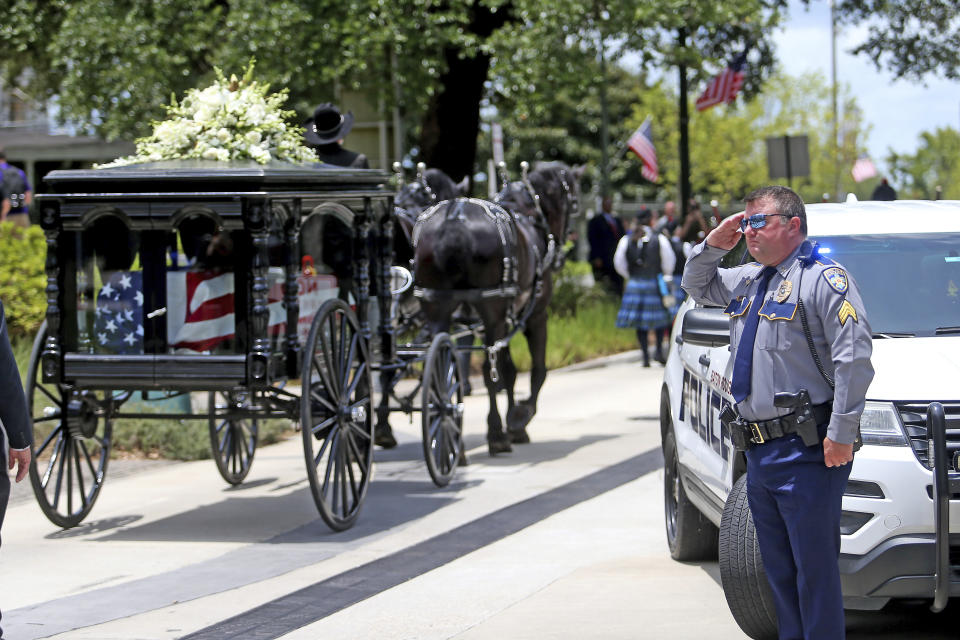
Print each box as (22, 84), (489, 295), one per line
(0, 301), (32, 449)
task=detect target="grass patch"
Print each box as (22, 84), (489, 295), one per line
(508, 297), (638, 371)
(110, 412), (292, 461)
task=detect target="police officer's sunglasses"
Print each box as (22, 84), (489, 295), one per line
(738, 213), (793, 232)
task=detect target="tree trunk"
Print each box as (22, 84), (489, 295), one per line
(418, 2), (512, 184)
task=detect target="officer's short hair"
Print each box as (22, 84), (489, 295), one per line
(745, 185), (807, 236)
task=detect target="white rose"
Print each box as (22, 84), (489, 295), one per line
(217, 128), (231, 143)
(202, 148), (220, 160)
(197, 86), (225, 108)
(247, 104), (266, 126)
(194, 106), (214, 123)
(245, 130), (262, 145)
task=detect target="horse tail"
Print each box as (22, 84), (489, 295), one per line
(433, 199), (474, 277)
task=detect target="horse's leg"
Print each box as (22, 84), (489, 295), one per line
(479, 305), (512, 455)
(374, 366), (399, 449)
(508, 309), (547, 441)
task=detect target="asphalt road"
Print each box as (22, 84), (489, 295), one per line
(0, 352), (957, 639)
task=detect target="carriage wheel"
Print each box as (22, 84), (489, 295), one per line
(421, 332), (465, 487)
(301, 299), (374, 531)
(26, 323), (112, 529)
(208, 391), (258, 485)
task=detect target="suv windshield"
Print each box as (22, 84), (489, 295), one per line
(812, 233), (960, 337)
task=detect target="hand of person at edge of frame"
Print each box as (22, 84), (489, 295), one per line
(705, 212), (745, 251)
(823, 437), (853, 468)
(9, 448), (31, 483)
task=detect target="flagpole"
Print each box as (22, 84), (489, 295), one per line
(678, 27), (691, 221)
(831, 0), (840, 200)
(597, 8), (610, 198)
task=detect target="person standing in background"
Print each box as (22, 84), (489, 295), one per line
(303, 103), (370, 169)
(587, 195), (625, 296)
(0, 148), (32, 227)
(614, 208), (675, 367)
(870, 178), (897, 201)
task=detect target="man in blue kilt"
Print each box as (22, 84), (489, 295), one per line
(614, 208), (676, 366)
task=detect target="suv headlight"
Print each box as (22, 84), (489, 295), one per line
(859, 401), (908, 446)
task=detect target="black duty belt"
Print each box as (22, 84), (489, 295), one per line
(745, 402), (832, 445)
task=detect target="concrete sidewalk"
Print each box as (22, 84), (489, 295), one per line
(5, 351), (950, 639)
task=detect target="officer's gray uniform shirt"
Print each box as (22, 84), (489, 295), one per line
(681, 240), (874, 444)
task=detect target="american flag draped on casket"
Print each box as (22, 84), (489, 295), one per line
(96, 268), (337, 353)
(166, 269), (337, 352)
(94, 271), (145, 354)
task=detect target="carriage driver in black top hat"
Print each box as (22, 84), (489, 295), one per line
(303, 103), (370, 168)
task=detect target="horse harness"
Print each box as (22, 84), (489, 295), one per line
(412, 197), (531, 304)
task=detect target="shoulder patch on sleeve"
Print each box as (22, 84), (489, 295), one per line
(838, 300), (858, 326)
(822, 267), (848, 294)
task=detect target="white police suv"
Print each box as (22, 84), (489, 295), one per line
(661, 200), (960, 639)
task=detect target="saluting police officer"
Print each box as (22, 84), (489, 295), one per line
(682, 186), (874, 640)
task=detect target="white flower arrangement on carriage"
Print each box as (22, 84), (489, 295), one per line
(98, 62), (315, 168)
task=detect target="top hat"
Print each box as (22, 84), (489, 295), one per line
(304, 103), (355, 145)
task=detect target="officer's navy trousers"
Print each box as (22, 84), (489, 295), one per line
(746, 426), (851, 640)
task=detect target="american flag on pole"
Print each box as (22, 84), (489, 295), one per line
(851, 154), (878, 183)
(627, 117), (658, 182)
(695, 52), (747, 112)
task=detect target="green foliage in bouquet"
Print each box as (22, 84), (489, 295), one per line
(98, 61), (316, 167)
(0, 222), (47, 337)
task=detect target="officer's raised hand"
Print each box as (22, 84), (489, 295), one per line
(705, 212), (745, 251)
(823, 438), (853, 467)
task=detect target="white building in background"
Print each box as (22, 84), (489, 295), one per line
(0, 79), (132, 193)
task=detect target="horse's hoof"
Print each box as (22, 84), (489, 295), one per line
(374, 424), (398, 449)
(507, 404), (534, 431)
(488, 438), (513, 456)
(458, 450), (470, 466)
(508, 428), (530, 444)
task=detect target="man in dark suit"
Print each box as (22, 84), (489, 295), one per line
(588, 195), (625, 295)
(0, 299), (32, 639)
(303, 103), (370, 168)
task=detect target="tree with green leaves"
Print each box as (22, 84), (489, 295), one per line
(0, 0), (785, 182)
(886, 127), (960, 200)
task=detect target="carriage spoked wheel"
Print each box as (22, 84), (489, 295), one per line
(208, 391), (259, 485)
(421, 333), (465, 487)
(26, 323), (112, 529)
(300, 298), (374, 531)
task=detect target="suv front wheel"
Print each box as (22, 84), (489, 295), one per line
(719, 474), (778, 640)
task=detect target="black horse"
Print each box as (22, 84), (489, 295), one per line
(373, 166), (466, 449)
(412, 162), (583, 454)
(393, 165), (466, 270)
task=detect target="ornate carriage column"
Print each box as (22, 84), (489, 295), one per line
(377, 196), (397, 364)
(283, 198), (302, 376)
(244, 196), (271, 384)
(40, 203), (62, 383)
(354, 197), (373, 340)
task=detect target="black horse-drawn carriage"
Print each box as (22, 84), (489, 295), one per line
(28, 160), (467, 532)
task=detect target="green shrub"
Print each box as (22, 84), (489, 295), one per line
(548, 260), (614, 317)
(0, 223), (47, 337)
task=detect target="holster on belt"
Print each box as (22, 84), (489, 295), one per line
(722, 389), (830, 451)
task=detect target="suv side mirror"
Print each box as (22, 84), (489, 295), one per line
(681, 307), (731, 347)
